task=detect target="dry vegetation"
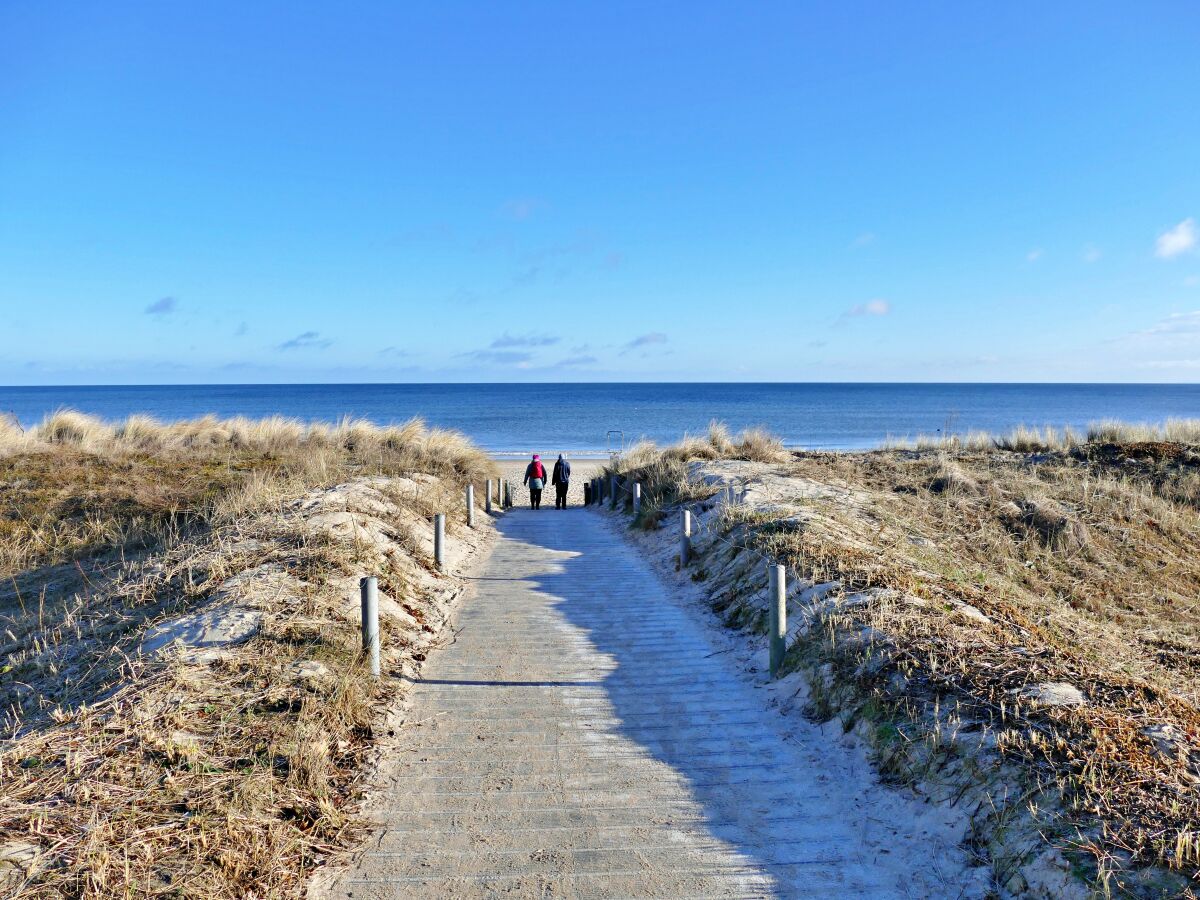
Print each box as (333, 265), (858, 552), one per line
(0, 411), (496, 897)
(609, 420), (1200, 897)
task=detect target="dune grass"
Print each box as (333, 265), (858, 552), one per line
(0, 412), (497, 897)
(885, 418), (1200, 453)
(0, 411), (492, 579)
(609, 421), (1200, 893)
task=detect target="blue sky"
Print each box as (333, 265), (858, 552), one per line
(2, 2), (1198, 384)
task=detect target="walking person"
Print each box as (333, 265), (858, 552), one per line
(523, 454), (547, 509)
(551, 453), (571, 509)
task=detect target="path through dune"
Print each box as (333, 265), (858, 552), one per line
(319, 507), (983, 898)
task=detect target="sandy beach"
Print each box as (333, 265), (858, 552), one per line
(493, 456), (606, 509)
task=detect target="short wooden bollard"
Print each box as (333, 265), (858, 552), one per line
(485, 479), (493, 514)
(505, 482), (512, 508)
(584, 483), (592, 505)
(433, 514), (445, 571)
(768, 564), (786, 677)
(466, 485), (475, 528)
(359, 576), (380, 678)
(608, 473), (616, 507)
(680, 509), (692, 566)
(633, 482), (642, 515)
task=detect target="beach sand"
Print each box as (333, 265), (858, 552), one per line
(494, 456), (605, 509)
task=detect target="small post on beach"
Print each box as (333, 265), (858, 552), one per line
(768, 564), (786, 677)
(633, 482), (642, 515)
(609, 473), (616, 508)
(466, 485), (475, 528)
(485, 479), (493, 514)
(433, 514), (445, 571)
(359, 576), (380, 678)
(680, 509), (691, 566)
(505, 482), (512, 509)
(584, 482), (592, 505)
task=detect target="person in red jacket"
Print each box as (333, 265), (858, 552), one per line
(523, 454), (547, 509)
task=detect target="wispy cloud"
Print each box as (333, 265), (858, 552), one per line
(511, 265), (541, 286)
(1026, 248), (1043, 263)
(377, 346), (413, 358)
(503, 198), (544, 221)
(461, 349), (534, 366)
(851, 232), (876, 248)
(491, 332), (560, 349)
(144, 296), (177, 315)
(553, 354), (598, 368)
(625, 332), (668, 349)
(1183, 275), (1200, 288)
(234, 321), (248, 336)
(846, 299), (891, 317)
(1156, 218), (1197, 259)
(1082, 244), (1102, 263)
(1138, 358), (1200, 369)
(277, 331), (333, 351)
(1137, 310), (1200, 337)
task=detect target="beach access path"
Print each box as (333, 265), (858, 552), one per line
(319, 505), (981, 898)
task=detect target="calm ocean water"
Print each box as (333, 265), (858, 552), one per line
(4, 383), (1200, 455)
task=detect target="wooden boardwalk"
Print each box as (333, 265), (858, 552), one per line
(321, 507), (905, 898)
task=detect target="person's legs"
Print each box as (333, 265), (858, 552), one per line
(532, 488), (542, 509)
(556, 483), (568, 508)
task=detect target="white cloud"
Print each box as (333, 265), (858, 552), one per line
(1137, 309), (1200, 338)
(851, 232), (876, 248)
(1026, 248), (1043, 263)
(1182, 275), (1199, 288)
(846, 299), (891, 317)
(1082, 244), (1102, 263)
(1155, 218), (1197, 259)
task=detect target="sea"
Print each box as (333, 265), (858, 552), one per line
(4, 383), (1200, 456)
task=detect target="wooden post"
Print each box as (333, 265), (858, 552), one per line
(769, 564), (786, 677)
(633, 482), (642, 515)
(359, 576), (380, 678)
(434, 514), (445, 571)
(466, 485), (475, 528)
(485, 479), (493, 514)
(680, 509), (691, 566)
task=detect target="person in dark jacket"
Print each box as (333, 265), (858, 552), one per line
(523, 454), (547, 509)
(551, 454), (571, 509)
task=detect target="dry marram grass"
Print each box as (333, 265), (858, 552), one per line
(0, 412), (497, 897)
(609, 421), (1200, 896)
